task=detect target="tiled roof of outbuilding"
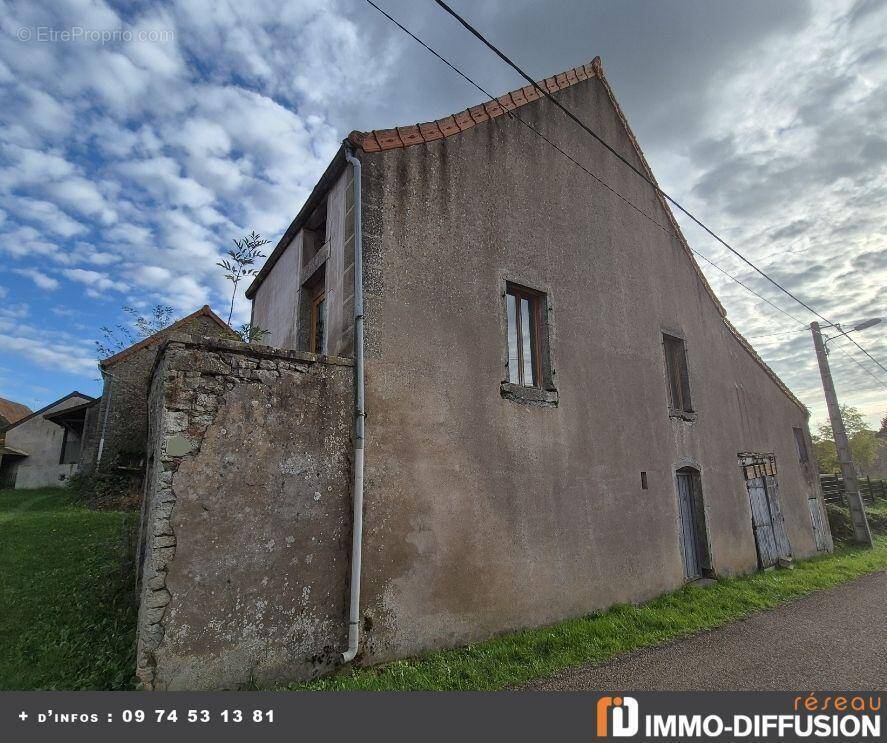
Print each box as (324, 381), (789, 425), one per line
(99, 305), (234, 368)
(0, 397), (31, 427)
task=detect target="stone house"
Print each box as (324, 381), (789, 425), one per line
(0, 392), (95, 489)
(136, 57), (832, 689)
(80, 305), (235, 472)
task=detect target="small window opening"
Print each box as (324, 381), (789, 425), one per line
(663, 333), (693, 415)
(506, 284), (542, 387)
(59, 425), (82, 465)
(793, 427), (809, 464)
(310, 287), (326, 354)
(641, 471), (648, 490)
(302, 201), (328, 266)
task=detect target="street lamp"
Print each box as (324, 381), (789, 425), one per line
(809, 317), (881, 546)
(821, 318), (882, 351)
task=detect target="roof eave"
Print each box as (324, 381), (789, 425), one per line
(99, 305), (234, 368)
(246, 145), (348, 300)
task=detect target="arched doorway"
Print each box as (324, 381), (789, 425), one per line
(675, 467), (712, 580)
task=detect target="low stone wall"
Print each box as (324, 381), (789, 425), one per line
(136, 336), (354, 690)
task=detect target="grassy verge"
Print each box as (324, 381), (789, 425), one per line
(0, 488), (138, 690)
(2, 487), (884, 691)
(290, 534), (887, 691)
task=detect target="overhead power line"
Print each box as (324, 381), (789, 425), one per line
(362, 0), (802, 331)
(844, 336), (887, 376)
(363, 0), (887, 384)
(431, 0), (887, 370)
(832, 343), (887, 390)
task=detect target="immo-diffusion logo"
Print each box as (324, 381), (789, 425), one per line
(594, 693), (882, 739)
(596, 696), (640, 737)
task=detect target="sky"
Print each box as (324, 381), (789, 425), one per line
(0, 0), (884, 431)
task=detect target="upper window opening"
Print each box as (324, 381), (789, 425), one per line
(663, 333), (693, 415)
(793, 427), (809, 464)
(310, 287), (326, 354)
(506, 284), (542, 388)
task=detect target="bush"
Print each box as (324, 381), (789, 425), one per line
(825, 504), (853, 544)
(826, 502), (887, 545)
(67, 469), (141, 511)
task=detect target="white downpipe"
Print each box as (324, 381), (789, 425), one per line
(342, 145), (364, 664)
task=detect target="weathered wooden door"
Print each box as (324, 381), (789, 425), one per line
(747, 477), (779, 568)
(676, 471), (700, 579)
(808, 496), (830, 551)
(764, 475), (792, 559)
(740, 453), (792, 568)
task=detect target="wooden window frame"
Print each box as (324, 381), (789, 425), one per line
(506, 284), (543, 388)
(309, 287), (326, 354)
(663, 333), (693, 415)
(793, 427), (809, 464)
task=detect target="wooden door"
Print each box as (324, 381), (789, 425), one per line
(747, 477), (779, 568)
(676, 471), (700, 579)
(764, 475), (792, 560)
(808, 496), (829, 551)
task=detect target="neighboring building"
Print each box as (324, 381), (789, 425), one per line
(137, 57), (832, 688)
(0, 396), (31, 431)
(81, 305), (236, 471)
(0, 392), (96, 489)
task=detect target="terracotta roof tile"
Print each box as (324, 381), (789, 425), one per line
(467, 104), (489, 124)
(453, 111), (475, 131)
(348, 57), (604, 153)
(346, 55), (807, 415)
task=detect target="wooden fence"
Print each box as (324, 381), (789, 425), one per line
(820, 473), (887, 505)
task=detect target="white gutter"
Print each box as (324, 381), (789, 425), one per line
(342, 144), (365, 664)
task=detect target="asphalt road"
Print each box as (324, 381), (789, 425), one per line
(522, 571), (887, 691)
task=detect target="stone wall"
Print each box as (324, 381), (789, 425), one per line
(136, 336), (354, 690)
(80, 314), (235, 473)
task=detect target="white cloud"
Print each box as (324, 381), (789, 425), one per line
(6, 196), (86, 237)
(0, 333), (96, 376)
(12, 268), (59, 291)
(63, 268), (127, 294)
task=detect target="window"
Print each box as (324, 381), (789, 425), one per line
(663, 333), (693, 415)
(59, 425), (82, 465)
(506, 284), (542, 387)
(310, 288), (326, 354)
(793, 427), (809, 464)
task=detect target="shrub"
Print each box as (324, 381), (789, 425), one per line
(67, 469), (141, 511)
(826, 501), (887, 545)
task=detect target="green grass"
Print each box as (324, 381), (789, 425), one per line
(289, 534), (887, 691)
(0, 488), (138, 690)
(2, 487), (885, 692)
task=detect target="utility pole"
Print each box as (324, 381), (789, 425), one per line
(810, 321), (872, 546)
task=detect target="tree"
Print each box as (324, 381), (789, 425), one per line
(235, 322), (270, 344)
(95, 305), (175, 358)
(811, 405), (878, 473)
(218, 231), (270, 325)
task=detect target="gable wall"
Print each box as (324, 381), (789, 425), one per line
(355, 75), (826, 663)
(84, 314), (234, 470)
